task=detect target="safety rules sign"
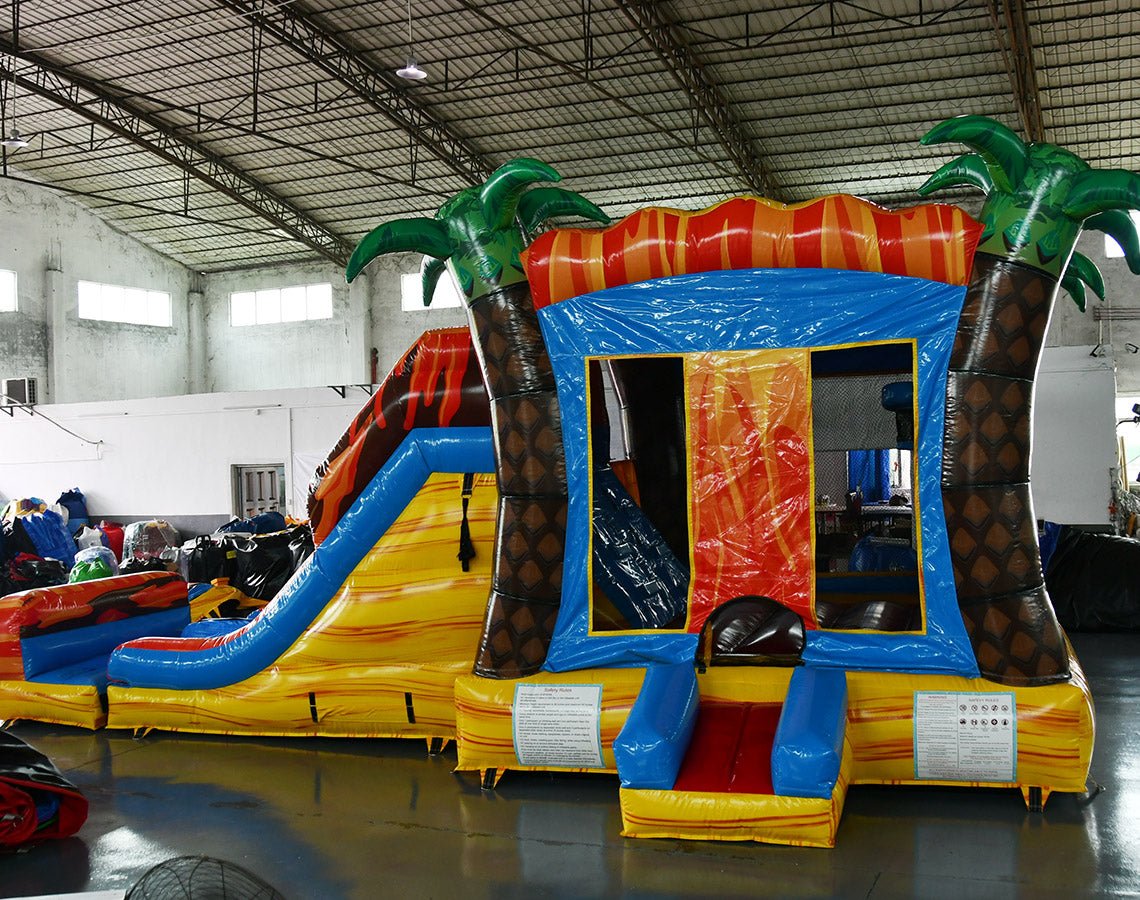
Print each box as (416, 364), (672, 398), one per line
(913, 691), (1017, 782)
(513, 683), (605, 769)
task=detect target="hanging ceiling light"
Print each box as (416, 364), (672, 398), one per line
(395, 0), (427, 81)
(2, 54), (27, 149)
(1, 127), (28, 149)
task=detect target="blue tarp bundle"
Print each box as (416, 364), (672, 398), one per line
(15, 511), (76, 569)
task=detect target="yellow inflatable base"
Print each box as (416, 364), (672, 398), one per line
(106, 663), (468, 740)
(454, 668), (647, 780)
(451, 650), (1093, 841)
(619, 738), (853, 848)
(0, 680), (105, 730)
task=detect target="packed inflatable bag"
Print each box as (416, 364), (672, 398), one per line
(229, 524), (314, 601)
(1047, 526), (1140, 631)
(56, 488), (89, 535)
(74, 525), (108, 552)
(2, 509), (76, 569)
(182, 534), (235, 584)
(98, 520), (125, 561)
(123, 520), (181, 571)
(68, 545), (120, 583)
(2, 554), (68, 594)
(0, 732), (88, 849)
(120, 557), (171, 575)
(216, 510), (287, 535)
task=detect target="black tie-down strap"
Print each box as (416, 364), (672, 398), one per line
(457, 473), (476, 571)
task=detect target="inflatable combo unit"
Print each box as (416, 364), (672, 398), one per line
(1, 115), (1136, 847)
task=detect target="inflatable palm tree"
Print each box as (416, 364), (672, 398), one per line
(919, 115), (1140, 685)
(346, 160), (608, 678)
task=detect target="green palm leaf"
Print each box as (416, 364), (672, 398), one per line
(422, 257), (448, 307)
(1063, 170), (1140, 220)
(1085, 210), (1140, 275)
(479, 158), (561, 229)
(346, 219), (454, 283)
(917, 154), (996, 197)
(518, 187), (611, 235)
(920, 116), (1028, 193)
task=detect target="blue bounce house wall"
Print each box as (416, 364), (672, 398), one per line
(538, 266), (980, 677)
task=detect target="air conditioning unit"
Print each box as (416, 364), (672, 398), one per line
(2, 377), (38, 406)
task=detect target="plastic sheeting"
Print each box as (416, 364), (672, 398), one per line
(68, 545), (119, 583)
(538, 266), (978, 676)
(592, 468), (688, 629)
(1047, 527), (1140, 631)
(107, 428), (494, 691)
(228, 526), (313, 601)
(5, 511), (76, 569)
(123, 521), (181, 562)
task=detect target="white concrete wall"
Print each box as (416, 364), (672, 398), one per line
(0, 386), (367, 533)
(1, 180), (469, 404)
(198, 253), (468, 392)
(0, 179), (192, 404)
(201, 261), (369, 393)
(1032, 346), (1119, 526)
(1046, 230), (1140, 392)
(366, 252), (469, 379)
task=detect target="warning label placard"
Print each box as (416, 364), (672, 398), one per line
(513, 683), (605, 769)
(914, 691), (1016, 782)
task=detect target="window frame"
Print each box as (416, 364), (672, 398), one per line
(76, 279), (172, 327)
(230, 282), (334, 327)
(0, 268), (16, 313)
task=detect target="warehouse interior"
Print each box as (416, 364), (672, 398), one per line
(1, 1), (1140, 897)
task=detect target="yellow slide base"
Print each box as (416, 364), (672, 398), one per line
(106, 663), (466, 740)
(0, 680), (106, 730)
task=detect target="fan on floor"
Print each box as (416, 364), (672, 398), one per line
(126, 856), (285, 899)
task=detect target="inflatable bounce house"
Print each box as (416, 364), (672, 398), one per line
(2, 115), (1137, 847)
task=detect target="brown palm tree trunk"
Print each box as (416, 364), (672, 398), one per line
(468, 282), (568, 678)
(941, 251), (1070, 685)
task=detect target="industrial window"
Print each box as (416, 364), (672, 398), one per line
(400, 269), (463, 311)
(77, 280), (172, 326)
(0, 269), (14, 312)
(230, 282), (333, 326)
(1105, 211), (1140, 259)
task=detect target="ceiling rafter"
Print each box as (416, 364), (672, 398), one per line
(0, 40), (354, 265)
(984, 0), (1045, 142)
(212, 0), (494, 183)
(614, 0), (782, 199)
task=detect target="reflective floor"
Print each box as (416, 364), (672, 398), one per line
(2, 633), (1136, 899)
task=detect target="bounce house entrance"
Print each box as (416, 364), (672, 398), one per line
(811, 342), (923, 633)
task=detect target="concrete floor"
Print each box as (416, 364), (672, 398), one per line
(1, 632), (1135, 899)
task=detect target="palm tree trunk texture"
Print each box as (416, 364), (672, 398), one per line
(468, 281), (568, 678)
(941, 251), (1070, 685)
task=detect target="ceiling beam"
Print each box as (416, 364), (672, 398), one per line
(984, 0), (1045, 142)
(214, 0), (493, 183)
(614, 0), (781, 198)
(0, 42), (354, 265)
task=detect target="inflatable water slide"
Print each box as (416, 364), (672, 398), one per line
(2, 114), (1135, 847)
